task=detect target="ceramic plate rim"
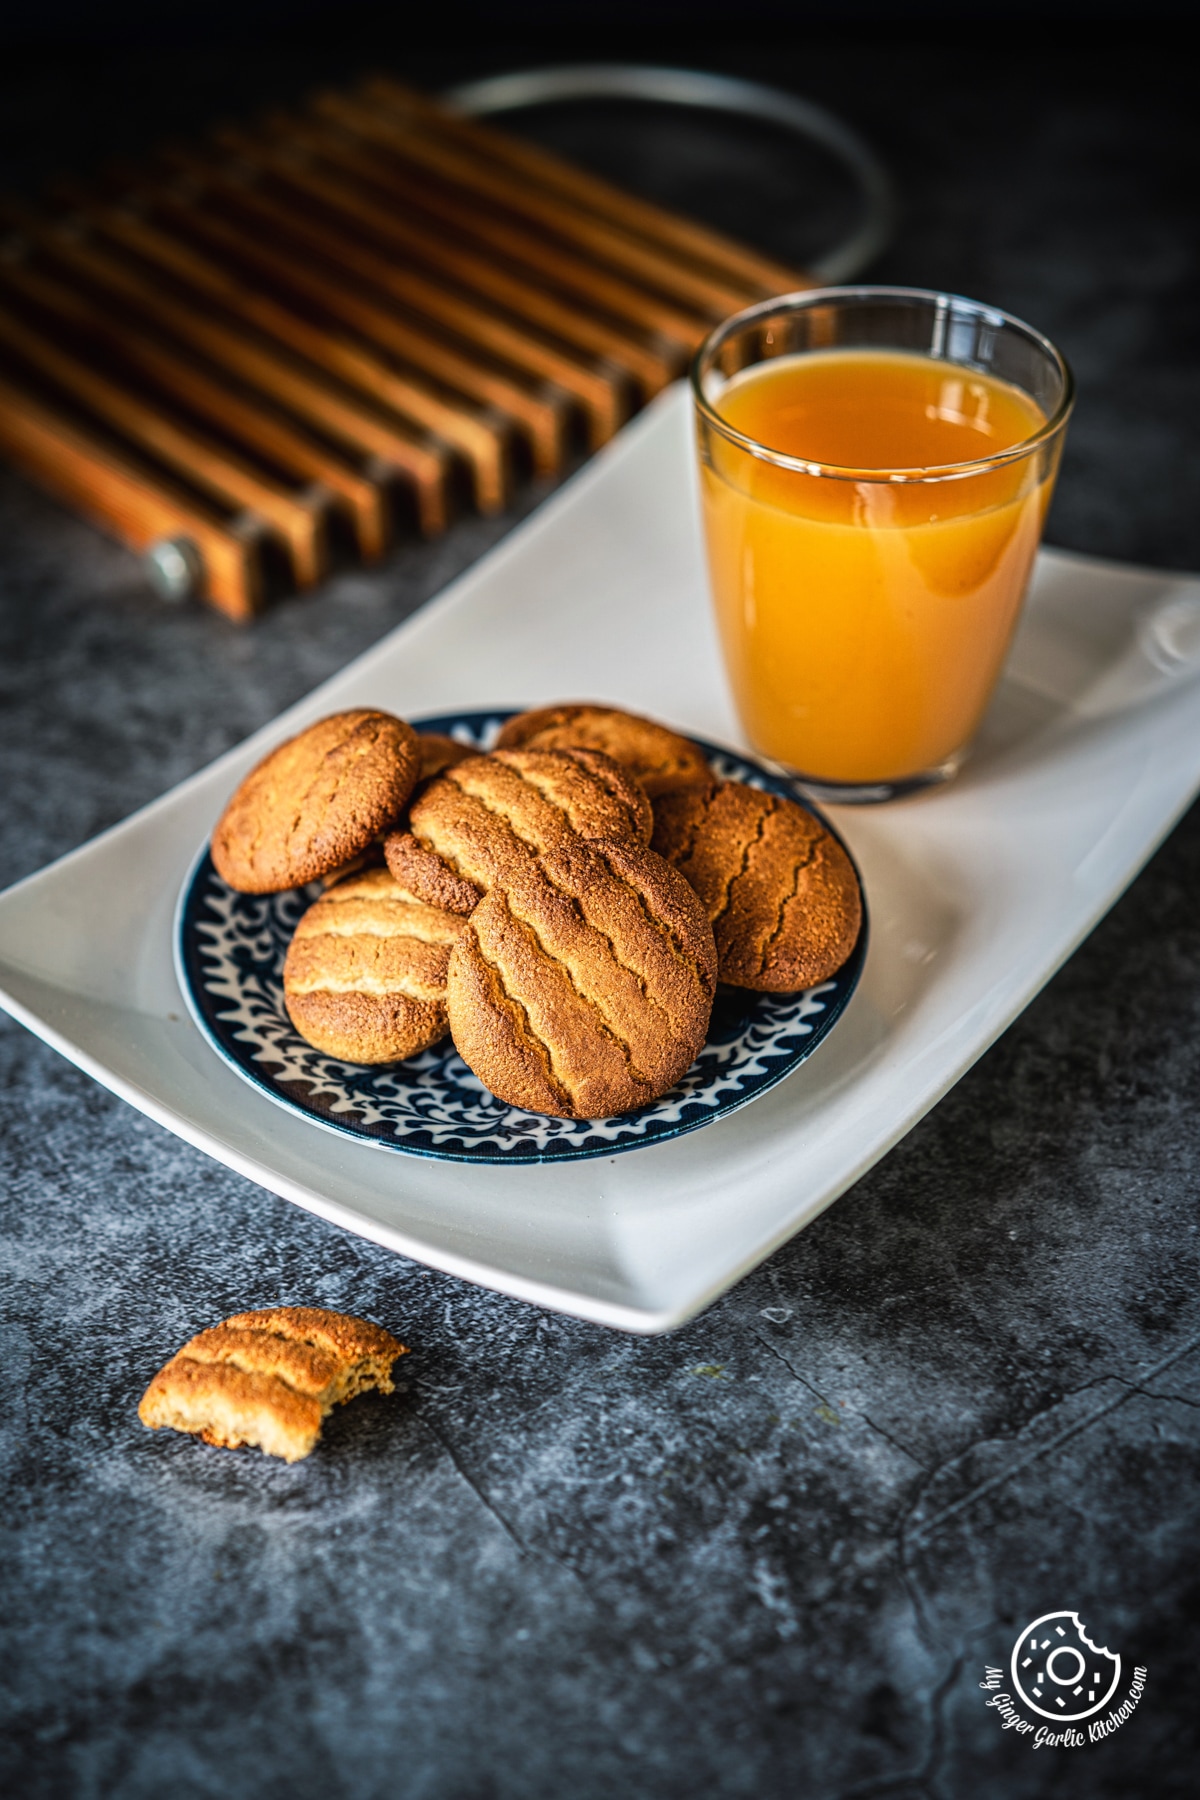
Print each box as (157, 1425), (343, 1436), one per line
(3, 386), (1200, 1332)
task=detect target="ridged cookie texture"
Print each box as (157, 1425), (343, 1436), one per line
(212, 709), (420, 894)
(383, 747), (652, 913)
(138, 1306), (407, 1464)
(283, 867), (466, 1063)
(651, 782), (862, 992)
(446, 833), (718, 1120)
(495, 702), (712, 799)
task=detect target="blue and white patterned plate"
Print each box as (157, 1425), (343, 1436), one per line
(175, 711), (867, 1165)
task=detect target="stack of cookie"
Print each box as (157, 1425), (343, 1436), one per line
(210, 702), (862, 1120)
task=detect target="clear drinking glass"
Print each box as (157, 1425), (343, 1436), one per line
(692, 287), (1074, 802)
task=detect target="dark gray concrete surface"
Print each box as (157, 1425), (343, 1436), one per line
(2, 34), (1198, 1798)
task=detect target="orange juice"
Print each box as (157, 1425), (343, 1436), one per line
(699, 349), (1057, 784)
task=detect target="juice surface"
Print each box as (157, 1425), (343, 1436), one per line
(700, 349), (1055, 784)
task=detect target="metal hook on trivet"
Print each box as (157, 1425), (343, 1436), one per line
(443, 64), (896, 286)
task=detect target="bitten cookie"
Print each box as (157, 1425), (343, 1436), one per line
(495, 702), (711, 798)
(283, 867), (466, 1063)
(651, 781), (862, 991)
(384, 747), (652, 914)
(446, 833), (717, 1119)
(212, 709), (420, 893)
(138, 1306), (406, 1463)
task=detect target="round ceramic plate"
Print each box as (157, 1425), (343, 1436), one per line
(176, 711), (867, 1165)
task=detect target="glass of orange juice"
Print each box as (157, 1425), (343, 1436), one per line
(693, 287), (1074, 801)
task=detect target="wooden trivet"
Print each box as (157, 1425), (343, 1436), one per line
(0, 76), (806, 620)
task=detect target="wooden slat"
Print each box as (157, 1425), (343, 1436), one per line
(22, 217), (452, 534)
(0, 255), (389, 561)
(0, 364), (263, 620)
(0, 294), (329, 586)
(366, 75), (809, 300)
(274, 108), (708, 352)
(216, 127), (633, 446)
(316, 88), (753, 320)
(94, 197), (512, 515)
(169, 165), (568, 476)
(214, 126), (676, 412)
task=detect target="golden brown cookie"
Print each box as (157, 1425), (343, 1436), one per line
(318, 840), (387, 889)
(416, 731), (473, 782)
(382, 830), (487, 916)
(446, 833), (717, 1119)
(383, 747), (652, 913)
(495, 703), (712, 798)
(138, 1306), (406, 1463)
(368, 740), (479, 900)
(212, 709), (420, 894)
(283, 867), (466, 1063)
(651, 781), (862, 991)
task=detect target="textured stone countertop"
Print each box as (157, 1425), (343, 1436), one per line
(1, 34), (1197, 1799)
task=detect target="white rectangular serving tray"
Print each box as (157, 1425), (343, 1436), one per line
(3, 384), (1200, 1332)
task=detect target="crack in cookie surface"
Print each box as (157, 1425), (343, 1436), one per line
(392, 748), (651, 912)
(446, 836), (716, 1119)
(651, 781), (861, 991)
(283, 867), (464, 1060)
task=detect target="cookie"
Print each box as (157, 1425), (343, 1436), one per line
(319, 839), (387, 889)
(446, 833), (717, 1119)
(383, 830), (487, 916)
(416, 731), (473, 782)
(495, 703), (711, 798)
(384, 747), (652, 913)
(212, 709), (420, 894)
(651, 781), (861, 991)
(283, 867), (466, 1063)
(138, 1305), (406, 1463)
